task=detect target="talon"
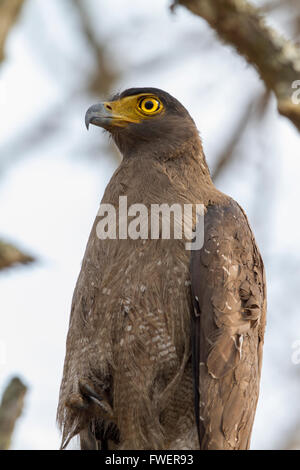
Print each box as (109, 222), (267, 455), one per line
(80, 382), (103, 403)
(92, 396), (114, 417)
(79, 382), (114, 418)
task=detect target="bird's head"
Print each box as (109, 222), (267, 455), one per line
(85, 87), (202, 160)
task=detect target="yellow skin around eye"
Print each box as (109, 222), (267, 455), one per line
(103, 93), (164, 127)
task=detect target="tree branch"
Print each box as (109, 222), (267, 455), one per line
(173, 0), (300, 132)
(0, 377), (27, 450)
(72, 0), (118, 96)
(0, 239), (34, 271)
(212, 89), (271, 180)
(212, 100), (253, 181)
(0, 0), (25, 63)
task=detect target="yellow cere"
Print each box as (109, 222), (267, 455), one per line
(103, 93), (164, 127)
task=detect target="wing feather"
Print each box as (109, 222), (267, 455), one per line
(190, 199), (266, 450)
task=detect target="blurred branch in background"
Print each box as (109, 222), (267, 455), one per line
(172, 0), (300, 132)
(71, 0), (121, 162)
(263, 0), (300, 40)
(0, 240), (34, 271)
(212, 98), (255, 181)
(0, 0), (31, 448)
(0, 377), (27, 449)
(72, 0), (118, 96)
(0, 0), (121, 170)
(0, 0), (25, 62)
(212, 89), (271, 181)
(0, 0), (34, 270)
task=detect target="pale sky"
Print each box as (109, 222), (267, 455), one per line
(0, 0), (300, 449)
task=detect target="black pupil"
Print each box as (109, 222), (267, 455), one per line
(144, 100), (155, 110)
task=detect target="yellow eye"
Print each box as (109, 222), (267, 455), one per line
(138, 97), (162, 115)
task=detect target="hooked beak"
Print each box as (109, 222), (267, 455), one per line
(85, 103), (113, 130)
(85, 98), (142, 131)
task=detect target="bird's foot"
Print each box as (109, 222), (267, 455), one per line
(65, 379), (115, 424)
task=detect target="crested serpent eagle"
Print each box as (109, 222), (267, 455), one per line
(57, 88), (266, 450)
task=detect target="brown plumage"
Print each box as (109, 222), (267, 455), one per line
(57, 88), (266, 450)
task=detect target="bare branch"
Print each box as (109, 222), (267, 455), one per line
(0, 377), (27, 450)
(72, 0), (118, 96)
(172, 0), (300, 132)
(212, 89), (271, 180)
(0, 0), (25, 62)
(0, 239), (34, 271)
(212, 104), (253, 181)
(0, 0), (122, 172)
(262, 0), (298, 13)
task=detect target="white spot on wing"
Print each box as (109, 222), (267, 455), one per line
(238, 335), (244, 359)
(222, 266), (230, 275)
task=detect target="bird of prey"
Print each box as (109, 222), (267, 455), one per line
(57, 87), (266, 450)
